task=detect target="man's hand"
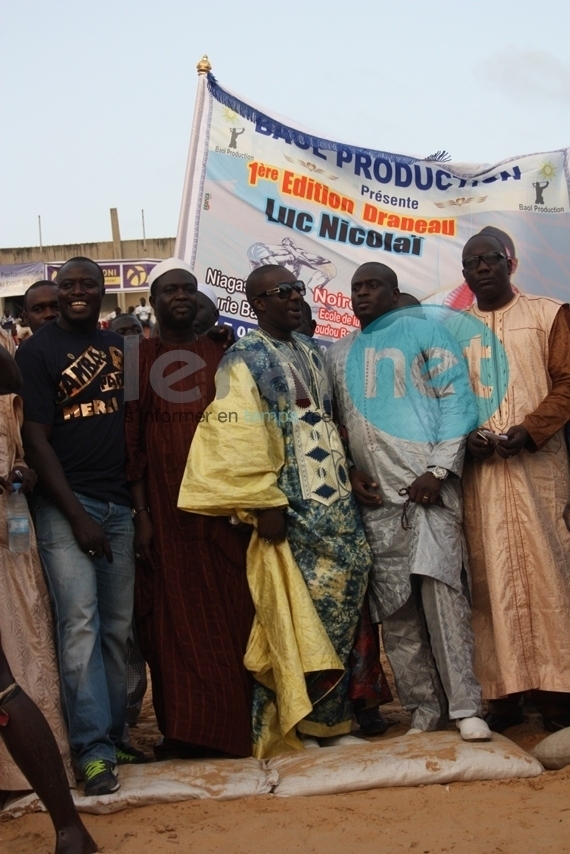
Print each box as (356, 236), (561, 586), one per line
(467, 429), (496, 461)
(134, 511), (155, 571)
(71, 513), (113, 563)
(205, 325), (235, 351)
(257, 507), (287, 543)
(0, 466), (37, 494)
(496, 425), (530, 459)
(408, 471), (443, 505)
(9, 466), (37, 494)
(349, 468), (382, 506)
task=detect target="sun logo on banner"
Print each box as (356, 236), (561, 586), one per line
(222, 107), (240, 125)
(125, 265), (148, 287)
(538, 161), (557, 181)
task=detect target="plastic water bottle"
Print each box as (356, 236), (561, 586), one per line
(7, 483), (30, 553)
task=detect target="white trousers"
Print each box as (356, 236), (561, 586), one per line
(381, 576), (482, 730)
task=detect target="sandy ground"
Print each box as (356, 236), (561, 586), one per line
(2, 667), (570, 854)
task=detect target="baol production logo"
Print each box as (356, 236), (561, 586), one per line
(345, 304), (509, 443)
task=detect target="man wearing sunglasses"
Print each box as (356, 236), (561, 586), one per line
(179, 264), (374, 755)
(460, 233), (570, 733)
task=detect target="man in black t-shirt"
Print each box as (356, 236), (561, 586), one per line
(16, 257), (140, 797)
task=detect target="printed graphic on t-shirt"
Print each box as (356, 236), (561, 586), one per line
(57, 344), (124, 420)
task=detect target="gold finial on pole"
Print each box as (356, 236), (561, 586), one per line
(197, 55), (212, 75)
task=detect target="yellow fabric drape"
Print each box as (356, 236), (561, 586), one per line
(243, 530), (344, 757)
(178, 360), (344, 756)
(178, 359), (288, 515)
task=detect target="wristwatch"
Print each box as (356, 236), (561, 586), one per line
(427, 466), (448, 480)
(131, 506), (150, 519)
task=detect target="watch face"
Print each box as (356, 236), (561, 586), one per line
(431, 466), (448, 480)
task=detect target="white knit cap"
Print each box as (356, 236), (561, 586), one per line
(147, 257), (195, 290)
(198, 282), (218, 309)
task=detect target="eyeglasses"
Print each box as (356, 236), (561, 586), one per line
(462, 252), (506, 271)
(258, 281), (306, 299)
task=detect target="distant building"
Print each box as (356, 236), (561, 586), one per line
(0, 237), (175, 315)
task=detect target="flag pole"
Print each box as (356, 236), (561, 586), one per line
(174, 55), (212, 262)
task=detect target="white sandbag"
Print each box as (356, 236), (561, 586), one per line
(531, 726), (570, 770)
(267, 731), (543, 797)
(1, 733), (545, 820)
(1, 757), (278, 819)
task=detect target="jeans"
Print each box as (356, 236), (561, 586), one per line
(35, 492), (135, 768)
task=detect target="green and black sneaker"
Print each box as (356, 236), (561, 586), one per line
(83, 759), (120, 797)
(115, 743), (150, 764)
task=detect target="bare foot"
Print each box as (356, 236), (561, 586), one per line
(55, 823), (98, 854)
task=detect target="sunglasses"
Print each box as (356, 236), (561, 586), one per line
(258, 281), (306, 299)
(462, 251), (506, 271)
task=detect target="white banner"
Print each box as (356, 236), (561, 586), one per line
(176, 73), (570, 342)
(0, 263), (45, 298)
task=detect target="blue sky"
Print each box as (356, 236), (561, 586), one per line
(2, 0), (569, 248)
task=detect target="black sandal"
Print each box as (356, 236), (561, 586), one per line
(484, 711), (524, 732)
(542, 714), (570, 732)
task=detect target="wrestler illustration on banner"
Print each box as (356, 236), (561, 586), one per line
(533, 181), (549, 205)
(229, 127), (245, 149)
(247, 237), (337, 292)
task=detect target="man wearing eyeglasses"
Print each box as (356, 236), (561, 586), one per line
(179, 264), (374, 756)
(460, 232), (570, 733)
